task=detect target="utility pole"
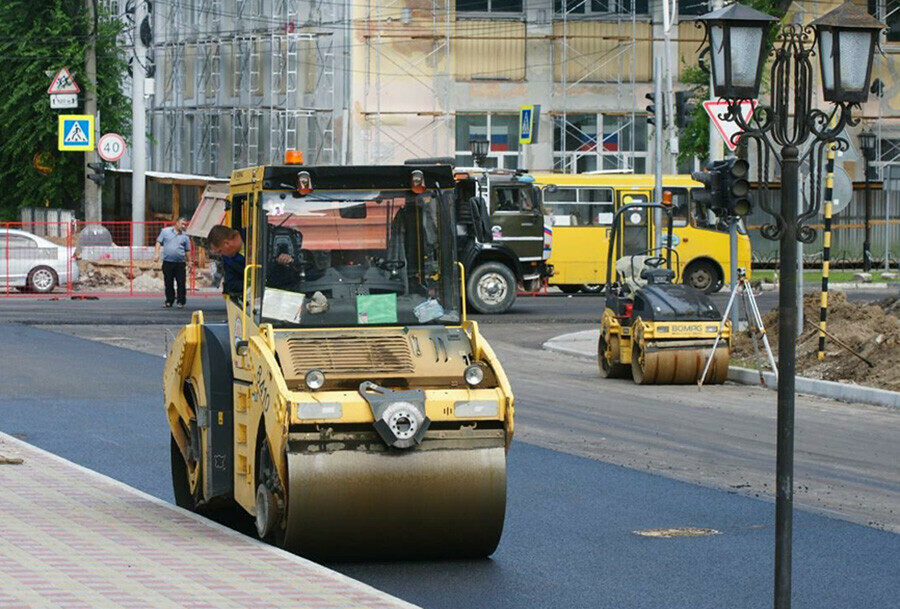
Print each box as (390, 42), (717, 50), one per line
(84, 0), (101, 222)
(654, 56), (664, 249)
(709, 0), (724, 164)
(663, 0), (678, 172)
(131, 0), (148, 246)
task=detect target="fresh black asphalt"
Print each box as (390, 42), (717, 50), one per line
(0, 322), (897, 608)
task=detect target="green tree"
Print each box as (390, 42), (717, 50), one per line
(677, 0), (782, 166)
(0, 0), (130, 221)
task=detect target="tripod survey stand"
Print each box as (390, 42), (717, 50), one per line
(699, 268), (778, 389)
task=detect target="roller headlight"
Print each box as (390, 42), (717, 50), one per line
(304, 369), (326, 390)
(464, 364), (485, 387)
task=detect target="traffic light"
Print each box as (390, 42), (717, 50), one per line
(724, 159), (752, 217)
(674, 90), (695, 129)
(87, 162), (106, 186)
(692, 159), (753, 219)
(645, 92), (665, 127)
(691, 162), (725, 215)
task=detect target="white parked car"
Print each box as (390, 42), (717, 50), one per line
(0, 228), (79, 293)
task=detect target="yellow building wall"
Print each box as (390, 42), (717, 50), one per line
(453, 20), (526, 81)
(552, 21), (652, 83)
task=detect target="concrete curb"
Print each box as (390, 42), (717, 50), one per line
(542, 330), (900, 411)
(728, 367), (900, 410)
(754, 282), (897, 291)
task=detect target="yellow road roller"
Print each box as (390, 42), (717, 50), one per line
(598, 201), (730, 385)
(164, 162), (514, 560)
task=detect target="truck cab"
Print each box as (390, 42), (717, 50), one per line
(451, 167), (552, 314)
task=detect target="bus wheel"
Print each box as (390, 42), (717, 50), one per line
(581, 284), (603, 294)
(558, 285), (581, 295)
(467, 262), (516, 314)
(684, 260), (720, 294)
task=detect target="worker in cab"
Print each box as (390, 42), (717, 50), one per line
(207, 224), (295, 296)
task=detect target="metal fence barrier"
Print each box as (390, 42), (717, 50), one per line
(1, 221), (220, 298)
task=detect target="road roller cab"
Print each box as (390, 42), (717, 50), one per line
(164, 163), (514, 561)
(598, 202), (731, 385)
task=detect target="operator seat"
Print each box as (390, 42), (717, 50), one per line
(615, 255), (652, 296)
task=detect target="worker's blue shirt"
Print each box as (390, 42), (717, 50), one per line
(157, 227), (191, 263)
(221, 250), (245, 295)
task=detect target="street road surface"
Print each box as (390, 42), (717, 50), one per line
(0, 294), (897, 608)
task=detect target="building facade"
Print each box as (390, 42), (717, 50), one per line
(106, 0), (900, 183)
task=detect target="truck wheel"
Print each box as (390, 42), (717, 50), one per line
(467, 262), (516, 314)
(684, 260), (721, 294)
(27, 266), (58, 293)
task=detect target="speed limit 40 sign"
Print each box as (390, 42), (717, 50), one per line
(98, 133), (126, 162)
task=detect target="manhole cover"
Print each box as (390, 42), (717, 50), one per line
(633, 527), (721, 538)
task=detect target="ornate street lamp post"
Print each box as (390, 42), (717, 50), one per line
(858, 129), (877, 271)
(696, 4), (885, 608)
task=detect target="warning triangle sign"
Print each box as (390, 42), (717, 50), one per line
(63, 121), (89, 145)
(48, 68), (80, 94)
(703, 100), (757, 152)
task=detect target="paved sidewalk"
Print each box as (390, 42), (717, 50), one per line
(0, 433), (418, 609)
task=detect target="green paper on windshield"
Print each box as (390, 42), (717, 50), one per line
(357, 293), (398, 324)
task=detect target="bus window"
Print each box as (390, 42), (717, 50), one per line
(581, 188), (614, 225)
(544, 187), (613, 226)
(669, 188), (690, 227)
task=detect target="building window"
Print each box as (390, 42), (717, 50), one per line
(869, 0), (900, 42)
(456, 0), (523, 13)
(677, 0), (708, 18)
(554, 0), (649, 16)
(455, 113), (520, 169)
(553, 113), (648, 173)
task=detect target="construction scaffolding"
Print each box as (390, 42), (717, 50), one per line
(359, 0), (453, 165)
(357, 2), (650, 171)
(148, 0), (335, 176)
(553, 1), (641, 174)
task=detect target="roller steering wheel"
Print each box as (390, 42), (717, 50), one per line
(378, 259), (406, 273)
(643, 256), (666, 269)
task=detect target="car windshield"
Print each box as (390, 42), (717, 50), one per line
(256, 189), (461, 328)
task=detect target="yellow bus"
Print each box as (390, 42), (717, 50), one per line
(531, 173), (753, 294)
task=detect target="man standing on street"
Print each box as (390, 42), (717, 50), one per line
(154, 217), (191, 308)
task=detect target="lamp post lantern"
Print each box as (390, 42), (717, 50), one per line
(696, 3), (885, 608)
(859, 129), (877, 271)
(469, 138), (490, 168)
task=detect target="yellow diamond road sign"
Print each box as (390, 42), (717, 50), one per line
(58, 115), (94, 152)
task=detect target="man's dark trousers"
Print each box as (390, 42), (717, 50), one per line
(162, 261), (187, 306)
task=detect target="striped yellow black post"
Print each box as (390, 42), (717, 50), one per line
(818, 143), (836, 361)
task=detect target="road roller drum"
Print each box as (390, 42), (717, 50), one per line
(282, 442), (507, 560)
(632, 342), (729, 385)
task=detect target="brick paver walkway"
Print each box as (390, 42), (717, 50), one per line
(0, 433), (418, 609)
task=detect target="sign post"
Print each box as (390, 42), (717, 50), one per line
(518, 104), (540, 145)
(58, 115), (95, 152)
(98, 133), (127, 162)
(48, 68), (81, 112)
(703, 100), (757, 152)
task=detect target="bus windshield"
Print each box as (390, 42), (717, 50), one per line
(256, 189), (461, 328)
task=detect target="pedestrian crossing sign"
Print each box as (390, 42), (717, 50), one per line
(58, 114), (94, 151)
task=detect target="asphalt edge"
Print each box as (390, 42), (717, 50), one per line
(543, 330), (900, 411)
(0, 431), (422, 609)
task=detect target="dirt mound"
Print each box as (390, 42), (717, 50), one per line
(732, 291), (900, 392)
